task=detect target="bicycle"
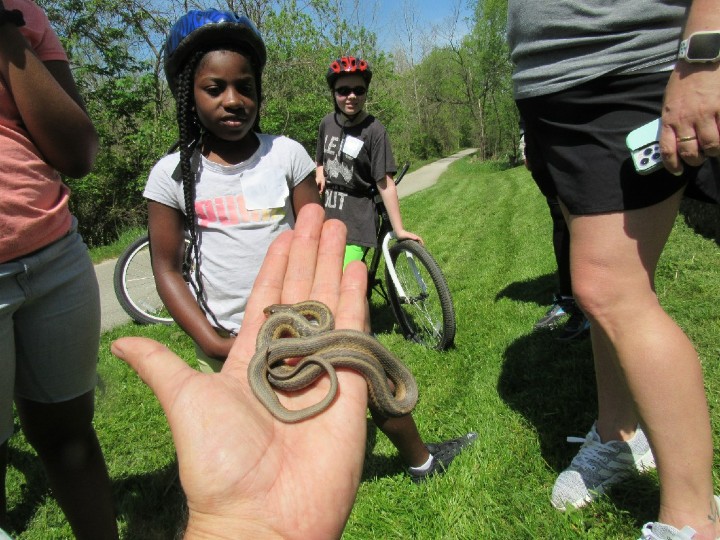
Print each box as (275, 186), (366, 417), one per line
(362, 162), (456, 350)
(113, 234), (190, 325)
(114, 162), (456, 349)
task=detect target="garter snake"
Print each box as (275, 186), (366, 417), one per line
(247, 300), (418, 423)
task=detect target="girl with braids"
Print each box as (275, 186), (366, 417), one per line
(143, 9), (320, 373)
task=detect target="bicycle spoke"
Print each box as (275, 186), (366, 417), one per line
(113, 235), (176, 325)
(385, 241), (456, 350)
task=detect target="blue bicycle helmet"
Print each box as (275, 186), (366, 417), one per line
(164, 9), (266, 96)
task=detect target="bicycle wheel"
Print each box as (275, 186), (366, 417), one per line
(385, 240), (456, 350)
(113, 234), (174, 325)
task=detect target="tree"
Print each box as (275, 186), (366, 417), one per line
(33, 0), (516, 246)
(460, 0), (517, 159)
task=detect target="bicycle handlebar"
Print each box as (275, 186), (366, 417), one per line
(394, 162), (410, 186)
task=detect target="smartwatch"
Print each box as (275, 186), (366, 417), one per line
(678, 31), (720, 63)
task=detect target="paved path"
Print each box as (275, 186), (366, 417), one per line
(396, 147), (476, 198)
(96, 148), (477, 332)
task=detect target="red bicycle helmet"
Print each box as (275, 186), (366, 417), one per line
(164, 9), (266, 96)
(326, 56), (372, 88)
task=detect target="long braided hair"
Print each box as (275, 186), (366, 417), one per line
(173, 46), (262, 333)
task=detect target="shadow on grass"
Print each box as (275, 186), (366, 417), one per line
(4, 445), (49, 535)
(497, 328), (596, 471)
(368, 294), (399, 337)
(6, 443), (185, 539)
(496, 288), (660, 527)
(495, 273), (559, 307)
(360, 418), (403, 482)
(114, 461), (187, 540)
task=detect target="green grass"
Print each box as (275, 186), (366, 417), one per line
(88, 226), (147, 264)
(6, 157), (720, 539)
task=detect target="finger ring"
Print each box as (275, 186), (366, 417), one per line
(677, 135), (697, 143)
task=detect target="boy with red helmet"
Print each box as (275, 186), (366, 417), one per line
(316, 56), (477, 482)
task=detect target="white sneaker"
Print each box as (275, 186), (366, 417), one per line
(551, 422), (656, 510)
(638, 496), (720, 540)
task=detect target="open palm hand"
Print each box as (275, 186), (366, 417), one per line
(112, 205), (369, 539)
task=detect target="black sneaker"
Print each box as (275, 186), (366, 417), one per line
(408, 432), (478, 483)
(556, 308), (590, 341)
(534, 294), (569, 330)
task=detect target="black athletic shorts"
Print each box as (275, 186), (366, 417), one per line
(518, 71), (718, 215)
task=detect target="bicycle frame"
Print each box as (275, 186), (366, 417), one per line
(365, 163), (413, 301)
(380, 230), (428, 303)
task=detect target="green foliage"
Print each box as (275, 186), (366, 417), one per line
(34, 0), (517, 247)
(38, 0), (174, 246)
(384, 0), (516, 165)
(6, 157), (719, 538)
(68, 71), (176, 245)
(260, 1), (333, 150)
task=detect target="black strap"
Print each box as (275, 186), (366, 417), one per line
(325, 182), (372, 198)
(0, 9), (25, 27)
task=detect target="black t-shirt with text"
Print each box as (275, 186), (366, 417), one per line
(316, 112), (397, 247)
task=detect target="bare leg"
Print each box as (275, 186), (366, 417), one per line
(16, 391), (118, 540)
(368, 409), (430, 467)
(589, 324), (640, 440)
(548, 197), (572, 297)
(366, 300), (429, 468)
(566, 191), (717, 538)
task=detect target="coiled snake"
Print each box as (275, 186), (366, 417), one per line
(247, 300), (418, 423)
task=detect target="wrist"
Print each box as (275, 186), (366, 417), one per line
(185, 511), (283, 540)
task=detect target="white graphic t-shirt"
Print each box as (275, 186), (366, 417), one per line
(144, 134), (315, 331)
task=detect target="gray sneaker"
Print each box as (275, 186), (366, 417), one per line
(638, 495), (720, 540)
(551, 423), (656, 510)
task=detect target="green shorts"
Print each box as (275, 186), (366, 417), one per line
(343, 244), (365, 269)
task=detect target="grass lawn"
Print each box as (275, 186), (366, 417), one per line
(5, 157), (720, 539)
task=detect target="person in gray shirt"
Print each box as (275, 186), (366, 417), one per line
(508, 1), (720, 539)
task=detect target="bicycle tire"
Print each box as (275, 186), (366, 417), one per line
(113, 234), (174, 325)
(385, 240), (456, 350)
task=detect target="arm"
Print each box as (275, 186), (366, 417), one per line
(377, 174), (424, 244)
(292, 173), (322, 216)
(147, 201), (234, 360)
(112, 205), (368, 540)
(315, 121), (327, 195)
(659, 0), (720, 173)
(315, 164), (327, 194)
(0, 12), (98, 177)
(315, 165), (326, 195)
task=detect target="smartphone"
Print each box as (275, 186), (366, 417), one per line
(626, 118), (663, 175)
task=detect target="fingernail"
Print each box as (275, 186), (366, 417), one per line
(110, 339), (125, 357)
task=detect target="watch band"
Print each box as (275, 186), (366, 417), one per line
(0, 8), (25, 27)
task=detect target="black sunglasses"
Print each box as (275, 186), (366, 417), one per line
(334, 85), (367, 97)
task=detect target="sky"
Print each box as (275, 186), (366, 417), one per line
(347, 0), (474, 56)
